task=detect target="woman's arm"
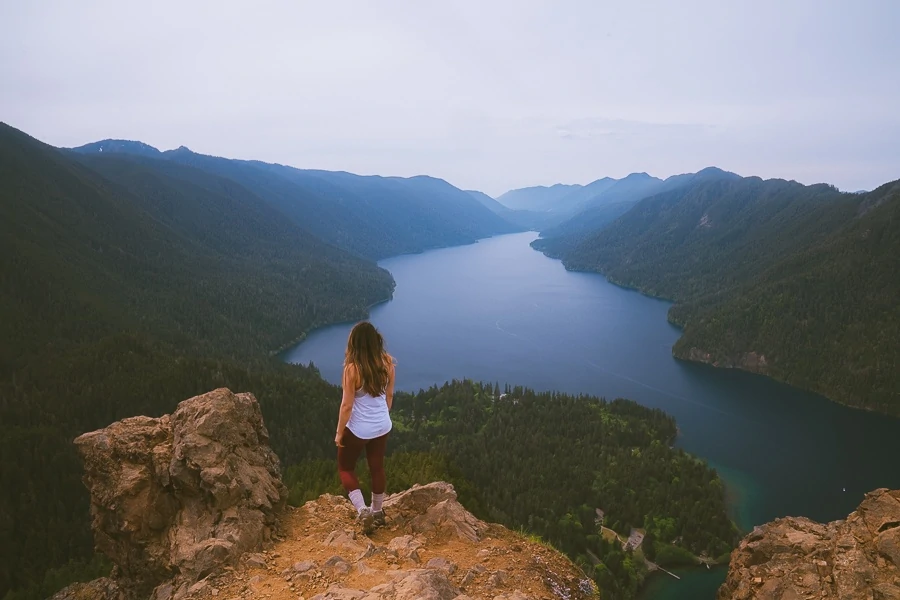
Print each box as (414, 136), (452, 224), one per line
(335, 364), (356, 446)
(385, 362), (395, 410)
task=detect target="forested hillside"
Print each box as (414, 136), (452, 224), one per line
(0, 123), (394, 597)
(0, 126), (393, 367)
(71, 140), (521, 260)
(535, 168), (740, 252)
(282, 381), (740, 600)
(542, 175), (900, 414)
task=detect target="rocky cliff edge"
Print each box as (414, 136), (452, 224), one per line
(54, 388), (597, 600)
(719, 488), (900, 599)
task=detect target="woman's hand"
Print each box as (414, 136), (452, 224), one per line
(334, 431), (344, 447)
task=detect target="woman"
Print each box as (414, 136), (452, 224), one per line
(335, 321), (395, 530)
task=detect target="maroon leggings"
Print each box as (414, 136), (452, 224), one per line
(337, 427), (389, 494)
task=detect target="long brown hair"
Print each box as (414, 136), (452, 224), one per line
(344, 321), (393, 396)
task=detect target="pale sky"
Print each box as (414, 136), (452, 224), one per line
(2, 0), (898, 196)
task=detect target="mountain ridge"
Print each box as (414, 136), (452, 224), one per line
(495, 183), (583, 212)
(70, 139), (522, 260)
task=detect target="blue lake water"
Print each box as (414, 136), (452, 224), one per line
(284, 232), (900, 598)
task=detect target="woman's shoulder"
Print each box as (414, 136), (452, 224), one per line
(343, 362), (359, 384)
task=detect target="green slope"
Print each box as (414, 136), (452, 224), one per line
(535, 168), (739, 250)
(670, 181), (899, 413)
(547, 175), (900, 413)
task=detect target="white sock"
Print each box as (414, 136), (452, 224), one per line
(372, 493), (385, 512)
(348, 489), (366, 513)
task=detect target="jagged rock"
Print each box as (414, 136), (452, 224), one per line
(310, 586), (366, 600)
(50, 577), (122, 600)
(391, 569), (461, 600)
(487, 570), (508, 587)
(322, 555), (352, 576)
(460, 567), (480, 588)
(293, 560), (317, 573)
(324, 529), (366, 552)
(426, 556), (458, 574)
(243, 553), (267, 569)
(719, 488), (900, 599)
(73, 388), (287, 599)
(186, 580), (208, 595)
(387, 534), (424, 561)
(355, 560), (377, 575)
(384, 482), (487, 542)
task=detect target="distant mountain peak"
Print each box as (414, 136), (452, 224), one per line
(496, 183), (583, 211)
(620, 172), (656, 181)
(69, 139), (161, 156)
(694, 166), (740, 180)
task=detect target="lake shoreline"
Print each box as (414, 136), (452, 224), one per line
(531, 244), (890, 418)
(272, 234), (521, 360)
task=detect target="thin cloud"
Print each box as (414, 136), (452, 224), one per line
(1, 0), (898, 196)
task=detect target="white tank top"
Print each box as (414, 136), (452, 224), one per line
(346, 388), (392, 439)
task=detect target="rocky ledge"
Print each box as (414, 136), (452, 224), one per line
(55, 388), (596, 600)
(719, 488), (900, 599)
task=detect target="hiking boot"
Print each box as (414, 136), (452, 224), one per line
(357, 507), (374, 533)
(372, 509), (386, 528)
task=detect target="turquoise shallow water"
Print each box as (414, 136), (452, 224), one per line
(638, 566), (728, 600)
(284, 232), (900, 599)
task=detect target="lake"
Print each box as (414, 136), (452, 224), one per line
(283, 232), (900, 598)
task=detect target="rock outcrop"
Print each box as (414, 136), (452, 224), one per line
(719, 488), (900, 599)
(65, 388), (596, 600)
(73, 388), (287, 599)
(183, 482), (597, 600)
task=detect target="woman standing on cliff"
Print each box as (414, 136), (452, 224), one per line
(335, 321), (395, 531)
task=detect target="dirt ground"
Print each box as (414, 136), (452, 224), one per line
(184, 487), (597, 600)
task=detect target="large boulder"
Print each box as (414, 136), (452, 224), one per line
(383, 482), (487, 543)
(74, 388), (287, 599)
(719, 488), (900, 599)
